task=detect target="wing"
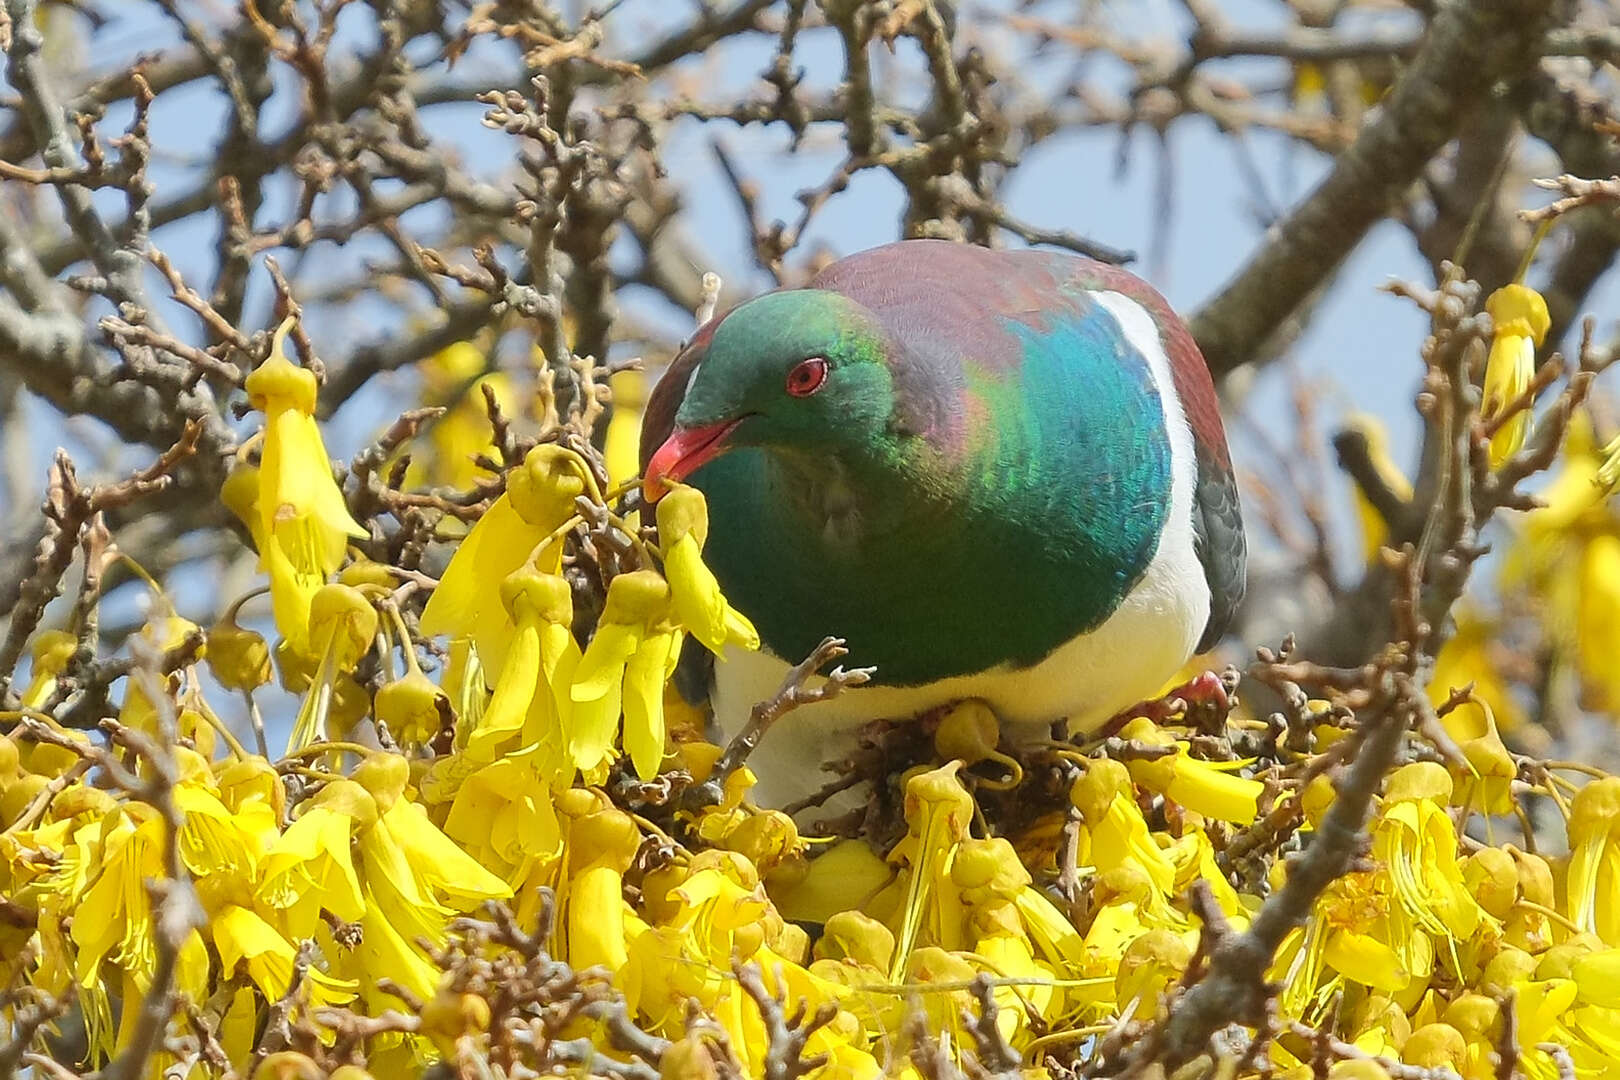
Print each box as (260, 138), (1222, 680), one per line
(1058, 253), (1247, 651)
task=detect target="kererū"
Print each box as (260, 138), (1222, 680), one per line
(640, 240), (1245, 800)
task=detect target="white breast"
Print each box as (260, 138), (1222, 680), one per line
(710, 291), (1211, 807)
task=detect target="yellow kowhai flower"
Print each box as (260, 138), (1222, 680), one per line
(1437, 696), (1516, 817)
(1069, 758), (1178, 909)
(1575, 531), (1620, 715)
(1164, 820), (1247, 924)
(772, 835), (894, 926)
(1115, 927), (1195, 1020)
(1118, 717), (1264, 825)
(570, 569), (680, 779)
(1499, 416), (1607, 626)
(1482, 283), (1551, 467)
(1373, 764), (1488, 965)
(556, 805), (641, 973)
(1428, 610), (1528, 737)
(626, 851), (785, 1032)
(949, 837), (1072, 1033)
(463, 566), (578, 768)
(19, 628), (76, 708)
(72, 804), (165, 999)
(352, 753), (512, 951)
(409, 340), (517, 492)
(1567, 777), (1620, 945)
(287, 583), (377, 752)
(342, 882), (444, 1011)
(1598, 430), (1620, 492)
(1272, 870), (1412, 1023)
(442, 747), (564, 887)
(171, 749), (264, 881)
(656, 486), (759, 655)
(420, 443), (589, 681)
(241, 317), (368, 653)
(604, 368), (647, 487)
(213, 902), (355, 1008)
(260, 778), (370, 941)
(885, 762), (975, 979)
(1342, 413), (1413, 562)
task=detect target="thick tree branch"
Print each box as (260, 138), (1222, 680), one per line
(1191, 0), (1556, 377)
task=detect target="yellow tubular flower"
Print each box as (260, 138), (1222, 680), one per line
(1118, 717), (1264, 825)
(353, 754), (512, 952)
(465, 568), (578, 765)
(563, 808), (641, 972)
(571, 570), (677, 778)
(656, 486), (759, 654)
(886, 763), (974, 980)
(1342, 413), (1413, 562)
(1567, 777), (1620, 944)
(288, 584), (377, 752)
(604, 369), (647, 487)
(1429, 611), (1528, 736)
(213, 903), (355, 1007)
(1070, 758), (1178, 904)
(420, 444), (589, 681)
(1439, 697), (1516, 816)
(1576, 532), (1620, 715)
(243, 318), (367, 653)
(72, 806), (165, 997)
(261, 780), (370, 940)
(20, 629), (76, 708)
(444, 748), (564, 881)
(1482, 283), (1551, 467)
(1598, 431), (1620, 492)
(1373, 764), (1487, 958)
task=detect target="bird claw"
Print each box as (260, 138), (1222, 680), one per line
(1107, 669), (1233, 730)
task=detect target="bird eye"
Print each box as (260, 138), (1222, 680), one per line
(785, 357), (828, 398)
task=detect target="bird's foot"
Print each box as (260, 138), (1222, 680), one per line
(1105, 669), (1234, 733)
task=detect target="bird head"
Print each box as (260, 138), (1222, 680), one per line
(642, 289), (897, 502)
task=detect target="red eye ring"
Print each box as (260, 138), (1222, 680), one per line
(785, 357), (828, 397)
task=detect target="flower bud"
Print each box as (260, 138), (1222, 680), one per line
(933, 700), (1001, 766)
(419, 986), (491, 1055)
(1403, 1023), (1466, 1071)
(660, 1033), (720, 1080)
(353, 753), (411, 811)
(375, 668), (447, 745)
(206, 619), (271, 691)
(251, 1052), (322, 1080)
(655, 485), (710, 548)
(309, 584), (378, 671)
(508, 444), (588, 526)
(1070, 758), (1131, 824)
(1462, 847), (1517, 920)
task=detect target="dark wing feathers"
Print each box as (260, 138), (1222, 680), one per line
(1191, 456), (1246, 652)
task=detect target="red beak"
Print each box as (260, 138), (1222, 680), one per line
(643, 418), (743, 503)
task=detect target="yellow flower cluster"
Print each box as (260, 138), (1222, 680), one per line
(5, 323), (1620, 1080)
